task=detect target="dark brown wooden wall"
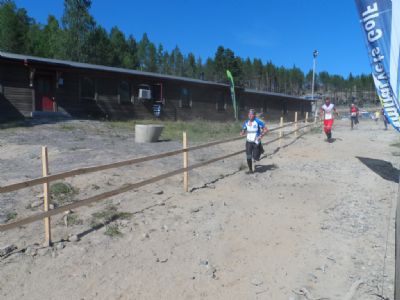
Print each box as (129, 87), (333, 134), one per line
(0, 63), (32, 120)
(55, 72), (80, 115)
(0, 59), (312, 122)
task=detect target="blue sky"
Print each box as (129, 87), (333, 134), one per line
(14, 0), (370, 77)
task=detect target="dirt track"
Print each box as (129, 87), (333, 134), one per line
(0, 118), (397, 300)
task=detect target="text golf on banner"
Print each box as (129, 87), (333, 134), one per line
(355, 0), (400, 131)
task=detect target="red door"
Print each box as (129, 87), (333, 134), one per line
(42, 96), (54, 112)
(36, 76), (55, 112)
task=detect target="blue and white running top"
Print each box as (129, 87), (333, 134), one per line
(242, 118), (265, 143)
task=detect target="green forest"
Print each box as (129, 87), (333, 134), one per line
(0, 0), (376, 103)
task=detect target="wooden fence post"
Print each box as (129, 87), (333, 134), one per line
(41, 146), (51, 247)
(279, 116), (283, 147)
(294, 112), (298, 137)
(183, 132), (188, 192)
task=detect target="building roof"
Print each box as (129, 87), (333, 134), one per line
(0, 51), (227, 87)
(244, 88), (307, 101)
(0, 51), (310, 101)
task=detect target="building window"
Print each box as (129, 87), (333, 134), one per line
(239, 99), (245, 111)
(180, 88), (191, 108)
(81, 76), (95, 100)
(119, 81), (131, 104)
(263, 102), (267, 113)
(216, 96), (225, 111)
(282, 101), (288, 115)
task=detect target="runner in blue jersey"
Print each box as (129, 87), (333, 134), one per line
(240, 109), (268, 174)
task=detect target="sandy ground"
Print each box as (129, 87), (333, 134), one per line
(0, 117), (397, 300)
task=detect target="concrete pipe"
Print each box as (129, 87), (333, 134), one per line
(135, 124), (165, 143)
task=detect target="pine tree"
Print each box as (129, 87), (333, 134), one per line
(0, 1), (31, 53)
(125, 35), (138, 69)
(62, 0), (95, 62)
(86, 25), (112, 65)
(185, 52), (197, 78)
(0, 0), (377, 104)
(147, 43), (158, 73)
(27, 22), (45, 56)
(137, 32), (150, 70)
(109, 26), (128, 67)
(161, 51), (171, 74)
(156, 44), (164, 73)
(204, 58), (215, 81)
(43, 15), (64, 58)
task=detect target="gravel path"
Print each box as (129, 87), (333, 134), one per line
(0, 118), (397, 300)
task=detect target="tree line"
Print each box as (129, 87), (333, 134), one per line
(0, 0), (376, 103)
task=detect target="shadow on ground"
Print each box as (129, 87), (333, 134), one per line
(356, 156), (399, 183)
(254, 164), (278, 173)
(190, 170), (239, 192)
(262, 131), (308, 158)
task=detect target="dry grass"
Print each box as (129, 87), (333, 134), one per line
(50, 182), (77, 205)
(390, 141), (400, 148)
(104, 224), (122, 237)
(90, 205), (133, 227)
(108, 119), (242, 142)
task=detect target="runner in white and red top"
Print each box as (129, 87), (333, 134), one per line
(350, 103), (359, 129)
(320, 97), (338, 141)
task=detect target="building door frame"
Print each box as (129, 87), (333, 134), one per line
(35, 75), (56, 112)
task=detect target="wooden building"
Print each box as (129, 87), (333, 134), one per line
(0, 51), (313, 122)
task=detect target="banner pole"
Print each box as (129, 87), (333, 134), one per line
(396, 169), (400, 299)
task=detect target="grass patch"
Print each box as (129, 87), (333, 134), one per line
(161, 120), (242, 142)
(66, 213), (83, 226)
(58, 124), (76, 131)
(6, 212), (17, 221)
(50, 182), (77, 205)
(104, 224), (122, 237)
(309, 125), (322, 134)
(69, 146), (82, 151)
(0, 120), (28, 130)
(51, 182), (75, 196)
(91, 184), (100, 190)
(109, 119), (243, 142)
(90, 205), (133, 227)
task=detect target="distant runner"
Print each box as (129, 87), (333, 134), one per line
(382, 108), (389, 130)
(240, 109), (268, 174)
(320, 97), (338, 141)
(374, 110), (380, 122)
(350, 103), (359, 129)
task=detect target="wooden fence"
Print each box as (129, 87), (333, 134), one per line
(0, 113), (317, 246)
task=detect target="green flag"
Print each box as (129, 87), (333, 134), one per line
(226, 70), (238, 120)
